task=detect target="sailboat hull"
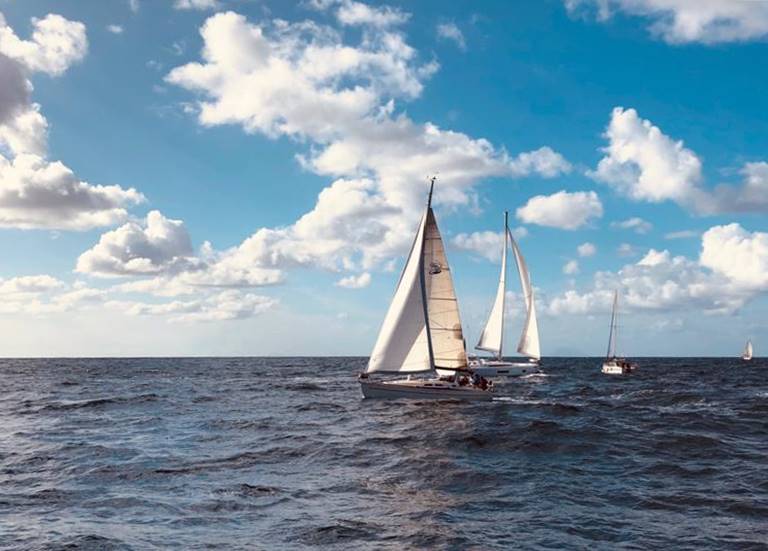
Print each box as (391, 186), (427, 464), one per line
(469, 360), (539, 379)
(360, 378), (492, 401)
(601, 358), (637, 375)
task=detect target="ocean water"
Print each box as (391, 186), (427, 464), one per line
(0, 357), (766, 550)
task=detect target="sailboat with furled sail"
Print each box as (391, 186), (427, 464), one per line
(359, 178), (493, 401)
(601, 290), (637, 375)
(470, 211), (541, 379)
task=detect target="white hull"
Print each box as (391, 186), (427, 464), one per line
(601, 358), (637, 375)
(359, 378), (492, 401)
(741, 356), (752, 361)
(469, 359), (539, 379)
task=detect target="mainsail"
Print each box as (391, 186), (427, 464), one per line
(366, 179), (467, 374)
(423, 209), (468, 371)
(476, 211), (541, 361)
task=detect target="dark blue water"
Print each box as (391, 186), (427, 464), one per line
(0, 358), (766, 550)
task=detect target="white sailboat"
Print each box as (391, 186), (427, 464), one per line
(469, 211), (541, 379)
(601, 290), (637, 375)
(359, 179), (493, 401)
(741, 339), (753, 361)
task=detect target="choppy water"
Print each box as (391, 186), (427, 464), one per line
(0, 357), (766, 550)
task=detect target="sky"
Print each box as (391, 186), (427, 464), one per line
(0, 0), (766, 357)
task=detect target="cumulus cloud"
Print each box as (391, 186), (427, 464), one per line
(452, 227), (527, 262)
(565, 0), (768, 44)
(76, 210), (198, 276)
(548, 224), (768, 318)
(0, 13), (142, 231)
(0, 13), (87, 76)
(612, 216), (652, 234)
(107, 25), (124, 34)
(700, 224), (768, 290)
(336, 272), (371, 288)
(563, 259), (579, 275)
(591, 107), (768, 214)
(108, 290), (277, 322)
(617, 243), (638, 257)
(174, 0), (220, 10)
(436, 22), (466, 50)
(166, 8), (570, 274)
(590, 107), (702, 204)
(516, 190), (603, 230)
(0, 154), (144, 230)
(0, 276), (106, 315)
(577, 242), (596, 257)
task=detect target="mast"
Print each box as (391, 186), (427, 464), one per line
(499, 211), (508, 360)
(606, 290), (618, 359)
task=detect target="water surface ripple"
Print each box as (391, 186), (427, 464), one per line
(0, 357), (766, 549)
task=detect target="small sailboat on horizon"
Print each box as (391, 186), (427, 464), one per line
(358, 178), (493, 401)
(741, 339), (753, 361)
(601, 290), (637, 375)
(469, 211), (541, 380)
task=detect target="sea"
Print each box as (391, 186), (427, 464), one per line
(0, 357), (766, 550)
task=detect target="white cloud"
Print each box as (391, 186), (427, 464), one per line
(129, 0), (140, 14)
(549, 224), (768, 318)
(664, 229), (698, 240)
(108, 290), (277, 322)
(590, 107), (702, 204)
(617, 243), (638, 257)
(516, 190), (603, 230)
(0, 154), (144, 230)
(107, 25), (124, 34)
(437, 22), (466, 50)
(0, 274), (63, 295)
(452, 227), (527, 262)
(700, 224), (768, 290)
(174, 0), (220, 10)
(565, 0), (768, 44)
(166, 9), (569, 274)
(0, 13), (87, 76)
(612, 216), (652, 234)
(336, 272), (371, 288)
(0, 276), (106, 315)
(577, 242), (596, 257)
(591, 107), (768, 214)
(563, 259), (579, 275)
(334, 1), (409, 27)
(0, 53), (30, 126)
(76, 210), (197, 276)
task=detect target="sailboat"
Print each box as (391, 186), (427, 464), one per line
(601, 290), (637, 375)
(741, 339), (753, 361)
(359, 178), (493, 401)
(469, 211), (541, 379)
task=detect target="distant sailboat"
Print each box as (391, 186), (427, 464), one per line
(470, 211), (540, 379)
(601, 290), (637, 375)
(741, 339), (753, 361)
(359, 178), (493, 401)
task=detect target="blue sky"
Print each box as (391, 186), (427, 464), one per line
(0, 0), (766, 356)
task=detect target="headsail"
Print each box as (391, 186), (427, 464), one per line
(366, 211), (432, 374)
(476, 215), (507, 357)
(423, 209), (468, 372)
(509, 226), (541, 360)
